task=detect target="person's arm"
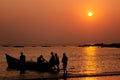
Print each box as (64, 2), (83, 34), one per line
(42, 58), (49, 63)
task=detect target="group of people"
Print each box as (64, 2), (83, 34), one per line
(49, 52), (60, 71)
(19, 52), (68, 74)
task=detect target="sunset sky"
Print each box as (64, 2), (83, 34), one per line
(0, 0), (120, 45)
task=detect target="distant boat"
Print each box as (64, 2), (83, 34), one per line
(2, 45), (10, 47)
(13, 46), (24, 47)
(5, 54), (54, 72)
(41, 45), (51, 47)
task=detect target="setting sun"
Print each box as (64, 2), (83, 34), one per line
(88, 12), (93, 16)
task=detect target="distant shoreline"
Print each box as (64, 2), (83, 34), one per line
(1, 43), (120, 48)
(78, 43), (120, 48)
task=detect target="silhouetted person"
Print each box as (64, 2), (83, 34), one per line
(49, 52), (55, 70)
(37, 55), (44, 64)
(62, 53), (68, 73)
(55, 53), (60, 71)
(20, 52), (26, 74)
(37, 55), (48, 71)
(37, 55), (46, 64)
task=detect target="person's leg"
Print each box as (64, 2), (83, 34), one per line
(63, 64), (66, 73)
(64, 64), (67, 74)
(57, 64), (59, 71)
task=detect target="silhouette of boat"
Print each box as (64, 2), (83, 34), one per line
(5, 54), (54, 72)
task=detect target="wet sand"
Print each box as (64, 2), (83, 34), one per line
(1, 71), (120, 80)
(1, 75), (120, 80)
(69, 76), (120, 80)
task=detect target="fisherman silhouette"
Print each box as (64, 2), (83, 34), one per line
(37, 55), (48, 71)
(49, 52), (55, 70)
(20, 52), (26, 74)
(62, 53), (68, 74)
(37, 55), (45, 64)
(55, 53), (60, 71)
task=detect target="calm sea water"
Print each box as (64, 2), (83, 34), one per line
(0, 46), (120, 80)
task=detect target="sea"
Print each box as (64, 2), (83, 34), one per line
(0, 45), (120, 80)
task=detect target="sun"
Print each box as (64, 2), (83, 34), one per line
(88, 12), (93, 16)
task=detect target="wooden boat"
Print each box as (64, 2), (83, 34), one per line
(5, 54), (54, 72)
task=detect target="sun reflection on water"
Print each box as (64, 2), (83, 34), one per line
(83, 46), (99, 74)
(67, 77), (97, 80)
(84, 77), (97, 80)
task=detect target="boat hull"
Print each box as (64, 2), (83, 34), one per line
(5, 54), (54, 72)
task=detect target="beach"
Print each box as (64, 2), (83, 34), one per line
(0, 46), (120, 80)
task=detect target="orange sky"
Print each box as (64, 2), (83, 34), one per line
(0, 0), (120, 45)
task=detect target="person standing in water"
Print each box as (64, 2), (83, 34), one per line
(20, 52), (26, 74)
(55, 53), (60, 71)
(49, 52), (55, 70)
(62, 53), (68, 73)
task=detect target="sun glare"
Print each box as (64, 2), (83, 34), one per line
(88, 12), (93, 16)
